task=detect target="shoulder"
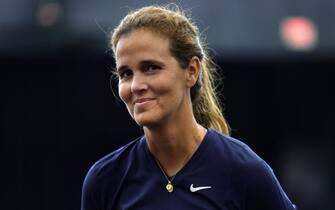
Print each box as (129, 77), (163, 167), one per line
(207, 128), (274, 181)
(86, 136), (143, 181)
(207, 129), (296, 209)
(81, 136), (144, 210)
(206, 128), (263, 166)
(82, 136), (143, 196)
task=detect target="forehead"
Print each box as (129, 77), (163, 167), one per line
(115, 29), (173, 66)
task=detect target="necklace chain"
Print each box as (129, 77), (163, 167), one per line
(154, 154), (190, 193)
(155, 158), (176, 182)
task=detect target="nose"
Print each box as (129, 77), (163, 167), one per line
(131, 73), (148, 94)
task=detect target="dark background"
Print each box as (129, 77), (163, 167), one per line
(1, 1), (334, 210)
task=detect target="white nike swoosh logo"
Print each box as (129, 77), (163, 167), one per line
(190, 184), (212, 192)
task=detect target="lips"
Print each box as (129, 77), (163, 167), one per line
(133, 98), (156, 112)
(133, 98), (155, 104)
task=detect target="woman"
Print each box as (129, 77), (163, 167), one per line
(81, 5), (296, 210)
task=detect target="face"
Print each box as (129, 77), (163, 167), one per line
(115, 29), (193, 128)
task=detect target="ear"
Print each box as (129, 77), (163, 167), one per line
(185, 56), (201, 88)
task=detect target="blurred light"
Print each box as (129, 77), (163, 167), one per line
(36, 2), (62, 27)
(280, 16), (318, 51)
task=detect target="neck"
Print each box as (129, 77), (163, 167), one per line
(144, 116), (206, 177)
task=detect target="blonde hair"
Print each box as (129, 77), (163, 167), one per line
(110, 5), (230, 135)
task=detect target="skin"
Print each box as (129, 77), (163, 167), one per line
(115, 28), (206, 176)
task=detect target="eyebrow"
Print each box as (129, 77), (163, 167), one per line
(140, 59), (165, 67)
(116, 59), (165, 72)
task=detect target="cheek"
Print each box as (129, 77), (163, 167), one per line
(118, 83), (131, 104)
(157, 80), (185, 104)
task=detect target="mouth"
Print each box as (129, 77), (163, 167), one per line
(133, 98), (155, 105)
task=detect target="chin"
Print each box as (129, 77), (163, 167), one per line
(134, 116), (155, 127)
(133, 112), (163, 128)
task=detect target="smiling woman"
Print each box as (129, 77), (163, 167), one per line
(81, 5), (297, 210)
(116, 28), (197, 129)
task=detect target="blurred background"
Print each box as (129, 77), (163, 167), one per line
(1, 0), (334, 209)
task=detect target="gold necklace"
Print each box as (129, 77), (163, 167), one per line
(151, 127), (205, 193)
(154, 154), (191, 193)
(155, 158), (176, 193)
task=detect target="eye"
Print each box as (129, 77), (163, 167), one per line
(118, 69), (133, 79)
(146, 64), (161, 72)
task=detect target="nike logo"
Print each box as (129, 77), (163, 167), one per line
(190, 184), (212, 192)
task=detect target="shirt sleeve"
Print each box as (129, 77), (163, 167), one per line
(81, 165), (101, 210)
(244, 160), (297, 210)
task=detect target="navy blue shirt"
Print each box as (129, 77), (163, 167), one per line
(81, 128), (297, 210)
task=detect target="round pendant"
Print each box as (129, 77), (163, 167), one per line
(166, 182), (174, 193)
